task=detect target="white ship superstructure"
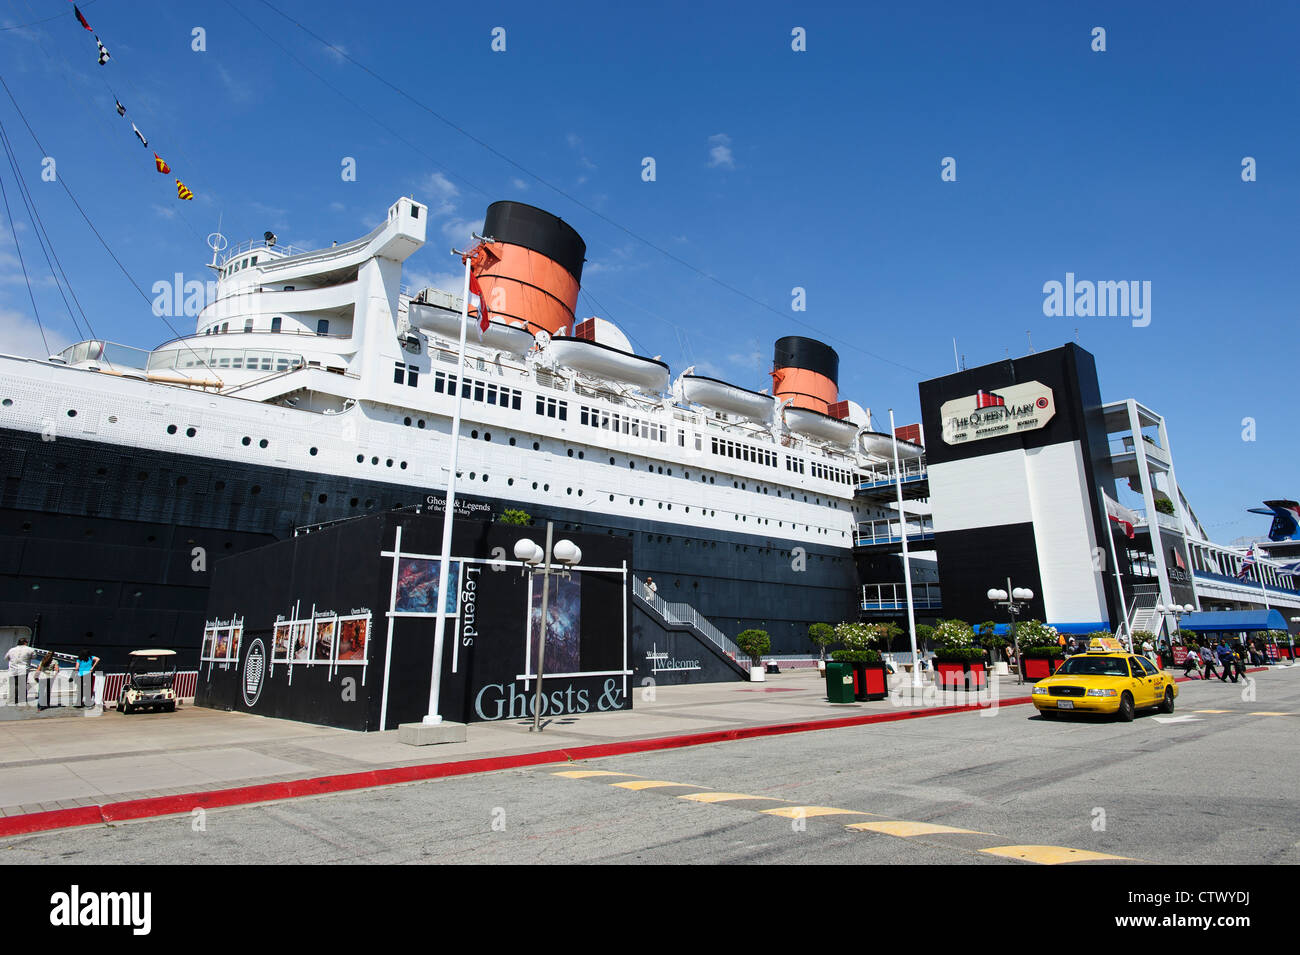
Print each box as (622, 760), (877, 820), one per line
(0, 198), (927, 665)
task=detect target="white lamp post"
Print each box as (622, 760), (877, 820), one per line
(888, 409), (922, 688)
(988, 581), (1033, 685)
(1154, 602), (1195, 653)
(515, 523), (581, 732)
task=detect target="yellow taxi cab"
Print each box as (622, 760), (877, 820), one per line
(1030, 637), (1178, 721)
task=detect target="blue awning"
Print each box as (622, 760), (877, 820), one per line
(1178, 609), (1288, 633)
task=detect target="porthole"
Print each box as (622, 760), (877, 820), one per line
(350, 498), (359, 507)
(533, 441), (540, 451)
(666, 468), (671, 476)
(610, 457), (616, 465)
(532, 482), (539, 490)
(318, 494), (328, 504)
(137, 471), (148, 481)
(310, 447), (318, 456)
(609, 494), (614, 502)
(508, 478), (514, 486)
(629, 461), (635, 469)
(566, 487), (572, 495)
(509, 437), (517, 446)
(470, 472), (476, 480)
(259, 439), (269, 449)
(482, 473), (488, 481)
(95, 467), (107, 476)
(251, 485), (261, 495)
(365, 499), (374, 508)
(404, 417), (412, 426)
(242, 436), (252, 446)
(146, 535), (156, 542)
(471, 430), (478, 439)
(639, 499), (644, 506)
(356, 454), (364, 463)
(1, 398), (11, 407)
(215, 480), (225, 491)
(578, 451), (584, 459)
(577, 489), (583, 496)
(167, 424), (178, 435)
(371, 456), (379, 465)
(400, 461), (408, 470)
(567, 449), (574, 457)
(186, 427), (196, 437)
(66, 409), (76, 417)
(484, 432), (491, 442)
(386, 459), (394, 467)
(418, 419), (426, 429)
(176, 476), (188, 487)
(544, 483), (550, 491)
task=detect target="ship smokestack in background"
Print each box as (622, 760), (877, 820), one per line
(771, 336), (842, 416)
(478, 201), (586, 336)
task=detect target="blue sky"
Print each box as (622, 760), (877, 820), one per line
(0, 0), (1295, 541)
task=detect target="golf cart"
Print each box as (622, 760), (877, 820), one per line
(118, 649), (178, 714)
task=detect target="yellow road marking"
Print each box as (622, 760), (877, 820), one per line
(678, 792), (781, 803)
(1250, 711), (1291, 716)
(847, 820), (990, 837)
(1193, 709), (1231, 714)
(610, 780), (702, 791)
(762, 806), (871, 819)
(552, 770), (638, 779)
(980, 845), (1133, 864)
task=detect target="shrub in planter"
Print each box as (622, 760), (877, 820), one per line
(735, 629), (770, 667)
(931, 619), (982, 662)
(808, 622), (835, 661)
(830, 649), (883, 664)
(915, 624), (934, 652)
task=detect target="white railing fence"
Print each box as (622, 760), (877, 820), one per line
(861, 582), (942, 609)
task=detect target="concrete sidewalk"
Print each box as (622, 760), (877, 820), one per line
(0, 669), (1014, 818)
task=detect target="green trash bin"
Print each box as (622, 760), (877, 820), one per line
(825, 662), (855, 704)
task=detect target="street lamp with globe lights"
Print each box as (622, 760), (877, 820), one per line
(514, 522), (582, 733)
(1155, 602), (1195, 657)
(988, 581), (1034, 685)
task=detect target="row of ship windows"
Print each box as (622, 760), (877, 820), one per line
(204, 317), (327, 336)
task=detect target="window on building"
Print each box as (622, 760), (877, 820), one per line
(270, 316), (282, 333)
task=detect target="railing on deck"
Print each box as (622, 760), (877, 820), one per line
(861, 582), (942, 610)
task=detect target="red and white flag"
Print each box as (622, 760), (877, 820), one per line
(464, 242), (501, 337)
(1103, 492), (1138, 539)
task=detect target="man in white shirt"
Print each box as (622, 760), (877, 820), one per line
(5, 638), (34, 705)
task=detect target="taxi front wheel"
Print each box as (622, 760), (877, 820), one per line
(1159, 687), (1175, 714)
(1117, 692), (1135, 722)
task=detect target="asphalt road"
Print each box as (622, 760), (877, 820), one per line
(4, 669), (1297, 865)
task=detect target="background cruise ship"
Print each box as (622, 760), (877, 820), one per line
(0, 198), (928, 668)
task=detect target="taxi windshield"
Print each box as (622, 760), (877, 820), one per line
(1057, 656), (1129, 677)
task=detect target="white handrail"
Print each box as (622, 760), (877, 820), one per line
(633, 575), (745, 661)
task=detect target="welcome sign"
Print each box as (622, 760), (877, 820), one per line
(939, 380), (1056, 445)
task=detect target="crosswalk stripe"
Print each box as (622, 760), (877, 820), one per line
(980, 845), (1133, 864)
(846, 820), (990, 837)
(610, 780), (702, 791)
(678, 792), (781, 803)
(761, 806), (871, 819)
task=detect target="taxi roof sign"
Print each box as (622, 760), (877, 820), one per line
(1087, 637), (1125, 653)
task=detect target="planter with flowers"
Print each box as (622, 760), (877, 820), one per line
(1016, 619), (1064, 680)
(829, 622), (890, 700)
(931, 619), (986, 691)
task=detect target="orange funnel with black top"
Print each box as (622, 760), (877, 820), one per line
(771, 336), (839, 414)
(472, 201), (586, 337)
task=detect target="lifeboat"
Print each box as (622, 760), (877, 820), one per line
(407, 299), (535, 357)
(860, 431), (925, 461)
(546, 336), (670, 393)
(679, 373), (775, 422)
(783, 406), (859, 447)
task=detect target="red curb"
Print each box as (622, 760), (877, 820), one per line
(0, 690), (1035, 838)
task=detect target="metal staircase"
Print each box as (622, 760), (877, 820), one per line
(631, 576), (749, 677)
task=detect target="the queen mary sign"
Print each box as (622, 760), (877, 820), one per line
(940, 381), (1056, 445)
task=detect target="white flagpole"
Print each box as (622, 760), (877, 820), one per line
(889, 409), (921, 688)
(1107, 518), (1132, 646)
(423, 252), (473, 725)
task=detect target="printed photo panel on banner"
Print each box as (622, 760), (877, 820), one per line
(313, 617), (336, 662)
(336, 614), (370, 664)
(395, 558), (461, 615)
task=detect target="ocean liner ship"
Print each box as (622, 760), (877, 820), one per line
(0, 197), (924, 668)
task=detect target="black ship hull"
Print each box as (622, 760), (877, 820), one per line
(1, 426), (859, 669)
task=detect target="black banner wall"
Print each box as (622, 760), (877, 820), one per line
(196, 511), (632, 730)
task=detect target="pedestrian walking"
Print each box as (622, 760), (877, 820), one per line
(5, 637), (34, 706)
(76, 650), (100, 708)
(1199, 643), (1219, 680)
(1181, 644), (1201, 678)
(643, 577), (657, 600)
(1216, 642), (1237, 683)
